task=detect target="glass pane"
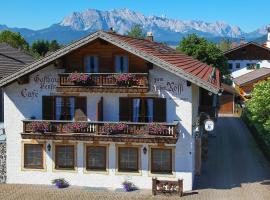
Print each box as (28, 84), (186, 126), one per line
(66, 97), (75, 120)
(56, 146), (74, 169)
(24, 144), (43, 168)
(119, 147), (138, 171)
(133, 99), (141, 122)
(85, 56), (99, 73)
(55, 97), (64, 120)
(152, 149), (172, 173)
(146, 99), (154, 122)
(115, 56), (128, 73)
(87, 146), (106, 170)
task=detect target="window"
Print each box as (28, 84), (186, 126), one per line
(85, 55), (99, 73)
(236, 63), (241, 68)
(246, 63), (256, 70)
(24, 144), (44, 169)
(115, 55), (129, 73)
(118, 147), (138, 172)
(228, 63), (233, 70)
(151, 148), (172, 174)
(256, 64), (260, 69)
(86, 146), (106, 171)
(55, 145), (75, 170)
(42, 96), (87, 121)
(119, 97), (166, 122)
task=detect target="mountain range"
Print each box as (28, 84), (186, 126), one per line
(0, 8), (268, 45)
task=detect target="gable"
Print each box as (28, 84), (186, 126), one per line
(225, 43), (270, 60)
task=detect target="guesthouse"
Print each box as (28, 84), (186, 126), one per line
(0, 31), (220, 192)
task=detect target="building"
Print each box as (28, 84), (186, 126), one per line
(0, 31), (220, 192)
(0, 43), (34, 122)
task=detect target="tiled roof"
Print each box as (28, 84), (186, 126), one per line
(106, 32), (220, 90)
(233, 67), (270, 86)
(0, 31), (220, 93)
(0, 43), (34, 78)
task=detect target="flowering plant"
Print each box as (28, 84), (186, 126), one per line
(114, 73), (138, 87)
(68, 73), (89, 83)
(29, 121), (50, 133)
(145, 123), (168, 134)
(52, 178), (69, 189)
(63, 122), (88, 133)
(122, 181), (137, 192)
(103, 123), (127, 134)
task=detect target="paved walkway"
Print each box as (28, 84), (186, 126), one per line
(0, 116), (269, 199)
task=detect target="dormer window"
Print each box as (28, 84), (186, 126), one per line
(85, 55), (99, 73)
(115, 55), (129, 73)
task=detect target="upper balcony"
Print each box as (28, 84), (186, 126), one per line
(57, 73), (149, 93)
(21, 120), (179, 144)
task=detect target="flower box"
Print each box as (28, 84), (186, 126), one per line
(63, 122), (88, 133)
(29, 121), (50, 133)
(114, 73), (139, 87)
(103, 123), (127, 135)
(145, 123), (168, 135)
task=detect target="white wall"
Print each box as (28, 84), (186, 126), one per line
(4, 65), (197, 191)
(228, 60), (270, 78)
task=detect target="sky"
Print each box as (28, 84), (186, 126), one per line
(0, 0), (269, 32)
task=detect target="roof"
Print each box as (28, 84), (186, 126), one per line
(233, 67), (270, 86)
(0, 43), (34, 78)
(224, 42), (270, 60)
(0, 31), (221, 94)
(221, 83), (238, 95)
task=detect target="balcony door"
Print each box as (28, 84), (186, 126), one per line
(119, 97), (166, 122)
(85, 55), (99, 73)
(115, 55), (129, 73)
(42, 96), (87, 121)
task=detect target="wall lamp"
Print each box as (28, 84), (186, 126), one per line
(47, 144), (51, 152)
(143, 147), (147, 155)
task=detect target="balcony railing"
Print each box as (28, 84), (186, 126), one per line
(57, 73), (149, 93)
(22, 120), (179, 144)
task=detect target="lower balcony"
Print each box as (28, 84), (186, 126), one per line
(57, 73), (149, 93)
(22, 120), (179, 144)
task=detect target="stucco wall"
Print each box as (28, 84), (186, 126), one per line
(4, 65), (196, 191)
(228, 60), (270, 78)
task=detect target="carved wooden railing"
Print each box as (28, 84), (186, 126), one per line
(22, 120), (178, 138)
(58, 73), (149, 88)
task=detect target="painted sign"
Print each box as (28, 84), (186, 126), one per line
(151, 77), (185, 96)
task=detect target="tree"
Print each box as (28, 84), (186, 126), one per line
(0, 30), (29, 50)
(126, 24), (146, 39)
(49, 40), (61, 52)
(31, 40), (50, 57)
(176, 34), (229, 76)
(246, 79), (270, 134)
(218, 38), (232, 52)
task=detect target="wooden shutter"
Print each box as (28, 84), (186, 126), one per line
(42, 96), (54, 120)
(97, 97), (103, 121)
(153, 98), (167, 122)
(75, 96), (87, 121)
(119, 97), (133, 121)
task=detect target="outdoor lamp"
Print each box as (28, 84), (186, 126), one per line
(143, 147), (147, 155)
(47, 144), (51, 152)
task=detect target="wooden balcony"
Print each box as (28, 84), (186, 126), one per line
(57, 73), (149, 93)
(22, 120), (179, 144)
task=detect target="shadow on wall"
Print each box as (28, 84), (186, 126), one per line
(194, 116), (270, 190)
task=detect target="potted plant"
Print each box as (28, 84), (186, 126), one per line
(63, 122), (88, 133)
(122, 181), (137, 192)
(68, 73), (89, 86)
(145, 123), (168, 135)
(114, 73), (138, 87)
(52, 178), (69, 189)
(103, 123), (127, 135)
(29, 121), (50, 133)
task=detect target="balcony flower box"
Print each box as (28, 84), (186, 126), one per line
(68, 73), (90, 86)
(114, 73), (139, 87)
(103, 123), (127, 135)
(29, 121), (50, 133)
(145, 123), (168, 135)
(63, 122), (88, 133)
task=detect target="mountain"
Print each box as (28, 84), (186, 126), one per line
(0, 8), (268, 45)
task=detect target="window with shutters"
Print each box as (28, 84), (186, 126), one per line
(115, 55), (129, 73)
(24, 144), (44, 169)
(86, 146), (107, 171)
(42, 96), (87, 121)
(119, 97), (166, 122)
(118, 147), (139, 172)
(85, 55), (99, 73)
(151, 148), (172, 174)
(55, 145), (75, 170)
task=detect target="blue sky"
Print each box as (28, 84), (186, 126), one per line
(0, 0), (268, 32)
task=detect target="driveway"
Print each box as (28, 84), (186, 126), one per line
(0, 116), (269, 200)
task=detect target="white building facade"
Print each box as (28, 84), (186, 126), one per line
(1, 31), (220, 192)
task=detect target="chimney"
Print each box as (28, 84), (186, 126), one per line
(240, 37), (245, 45)
(146, 31), (154, 41)
(266, 26), (270, 48)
